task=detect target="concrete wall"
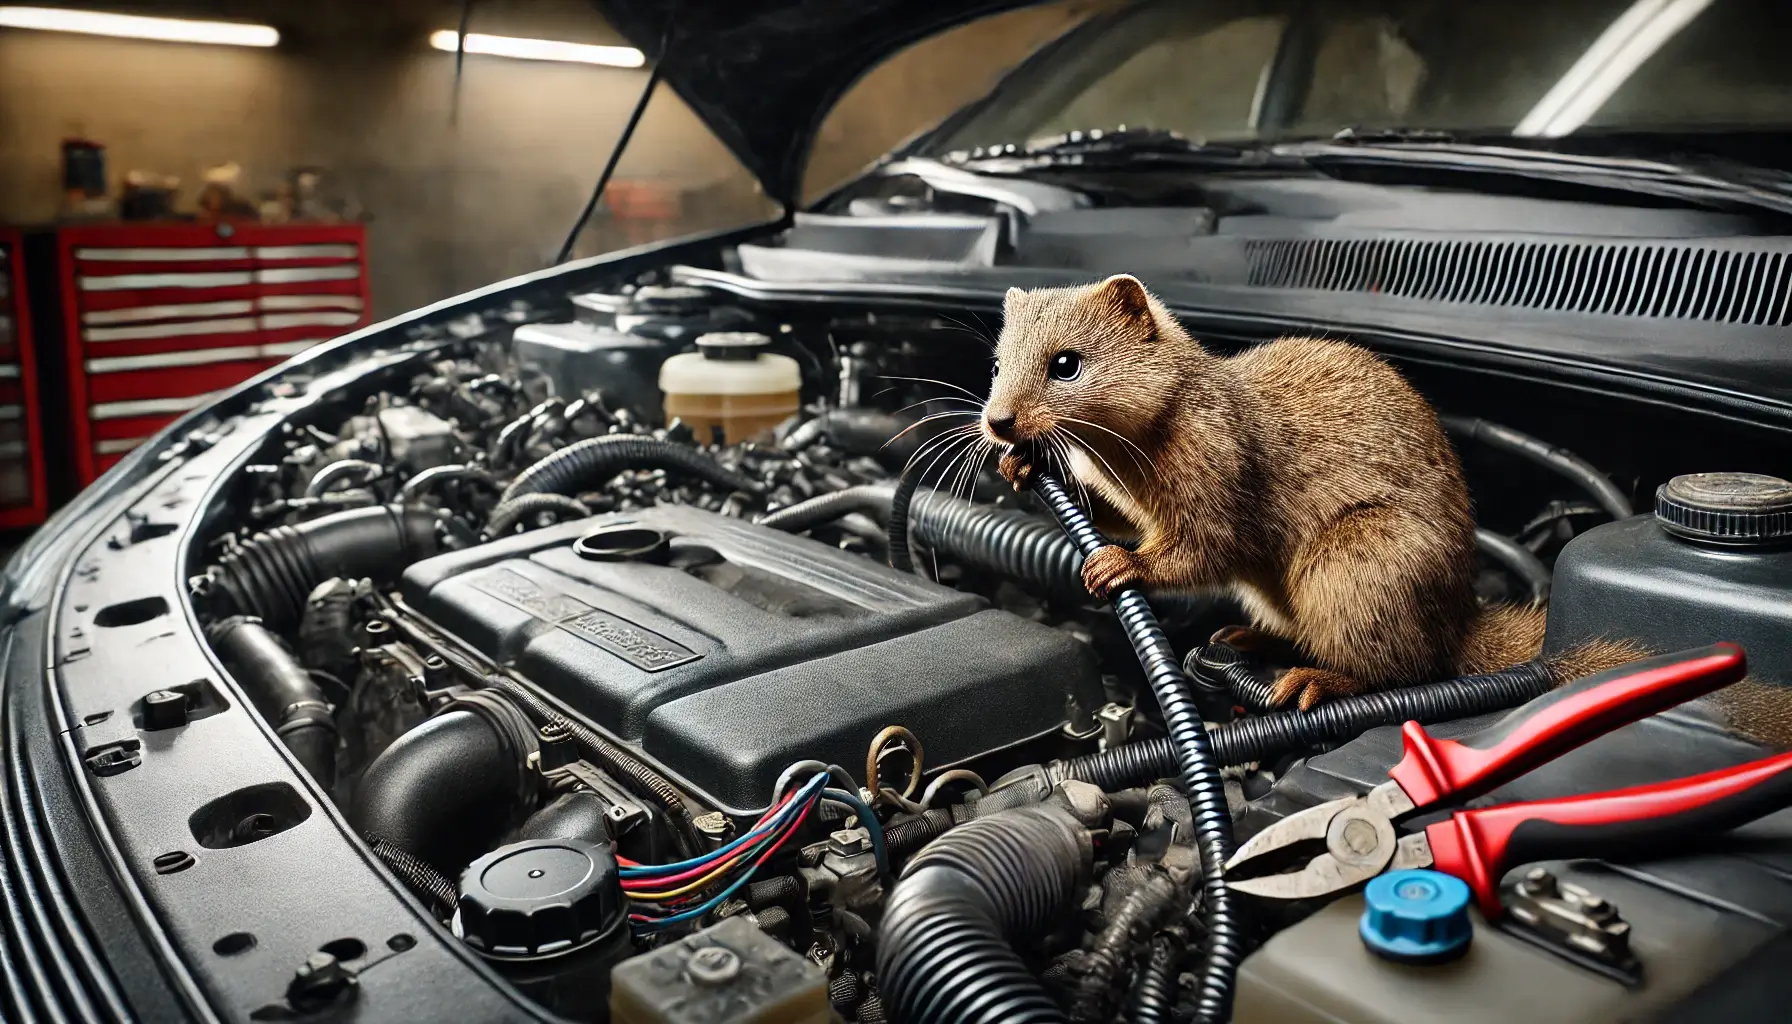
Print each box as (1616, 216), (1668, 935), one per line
(0, 0), (1097, 317)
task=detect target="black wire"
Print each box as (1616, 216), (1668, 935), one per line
(552, 27), (672, 265)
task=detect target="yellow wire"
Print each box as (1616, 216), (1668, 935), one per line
(625, 841), (759, 901)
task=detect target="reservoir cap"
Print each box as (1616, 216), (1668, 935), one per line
(458, 839), (623, 959)
(1359, 869), (1473, 965)
(1655, 472), (1792, 547)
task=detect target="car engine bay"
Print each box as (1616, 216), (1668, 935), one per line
(69, 266), (1789, 1023)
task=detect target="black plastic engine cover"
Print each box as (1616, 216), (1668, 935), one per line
(401, 505), (1101, 809)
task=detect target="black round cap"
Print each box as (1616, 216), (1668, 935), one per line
(457, 839), (623, 958)
(695, 331), (771, 361)
(1655, 472), (1792, 547)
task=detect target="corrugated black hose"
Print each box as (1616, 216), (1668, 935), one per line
(1029, 472), (1240, 1024)
(1128, 934), (1183, 1024)
(500, 434), (763, 505)
(876, 804), (1090, 1024)
(1184, 644), (1278, 714)
(1057, 659), (1557, 790)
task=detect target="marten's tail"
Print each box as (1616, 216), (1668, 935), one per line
(1458, 603), (1648, 683)
(1462, 603), (1792, 750)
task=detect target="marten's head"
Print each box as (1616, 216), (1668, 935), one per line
(983, 274), (1193, 449)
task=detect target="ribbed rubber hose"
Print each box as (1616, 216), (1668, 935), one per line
(1441, 415), (1632, 522)
(1475, 528), (1551, 603)
(757, 483), (895, 532)
(483, 679), (700, 859)
(1057, 659), (1557, 790)
(1129, 934), (1182, 1024)
(1030, 472), (1239, 1024)
(1184, 644), (1278, 715)
(367, 835), (459, 919)
(876, 804), (1088, 1024)
(484, 493), (591, 537)
(910, 493), (1086, 602)
(208, 505), (440, 629)
(500, 434), (763, 503)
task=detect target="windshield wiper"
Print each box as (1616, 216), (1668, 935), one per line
(1280, 135), (1792, 219)
(940, 127), (1298, 173)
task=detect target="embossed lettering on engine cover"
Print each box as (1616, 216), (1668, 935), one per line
(471, 568), (701, 672)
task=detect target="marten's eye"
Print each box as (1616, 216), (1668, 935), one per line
(1048, 351), (1083, 382)
(992, 360), (1000, 378)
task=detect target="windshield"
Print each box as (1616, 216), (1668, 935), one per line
(923, 0), (1792, 155)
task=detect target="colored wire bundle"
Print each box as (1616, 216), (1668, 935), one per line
(620, 771), (828, 932)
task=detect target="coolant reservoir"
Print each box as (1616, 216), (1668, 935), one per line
(659, 332), (800, 444)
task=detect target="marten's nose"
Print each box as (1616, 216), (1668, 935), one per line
(986, 413), (1018, 440)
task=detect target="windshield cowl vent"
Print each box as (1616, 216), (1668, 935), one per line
(1244, 237), (1792, 326)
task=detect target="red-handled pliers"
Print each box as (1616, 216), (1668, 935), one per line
(1224, 643), (1792, 918)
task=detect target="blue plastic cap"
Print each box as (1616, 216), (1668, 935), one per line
(1359, 869), (1473, 964)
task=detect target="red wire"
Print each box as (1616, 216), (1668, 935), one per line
(628, 795), (818, 924)
(618, 788), (802, 890)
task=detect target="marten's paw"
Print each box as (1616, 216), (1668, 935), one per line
(1081, 545), (1141, 598)
(1269, 667), (1369, 711)
(998, 448), (1036, 491)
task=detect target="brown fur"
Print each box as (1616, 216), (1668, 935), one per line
(984, 274), (1640, 708)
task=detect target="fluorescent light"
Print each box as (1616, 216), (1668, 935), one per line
(429, 30), (643, 68)
(1514, 0), (1713, 137)
(0, 6), (277, 47)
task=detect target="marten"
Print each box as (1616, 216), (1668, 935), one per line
(983, 273), (1639, 709)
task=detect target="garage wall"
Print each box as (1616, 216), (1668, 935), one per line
(0, 0), (1094, 318)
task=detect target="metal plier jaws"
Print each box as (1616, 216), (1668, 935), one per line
(1224, 644), (1792, 917)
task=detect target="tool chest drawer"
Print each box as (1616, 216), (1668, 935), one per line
(0, 229), (48, 527)
(47, 222), (371, 482)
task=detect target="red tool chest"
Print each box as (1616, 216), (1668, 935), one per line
(45, 222), (371, 482)
(0, 228), (49, 528)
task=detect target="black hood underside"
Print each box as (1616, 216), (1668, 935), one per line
(592, 0), (1042, 206)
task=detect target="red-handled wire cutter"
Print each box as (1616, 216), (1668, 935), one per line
(1224, 643), (1792, 917)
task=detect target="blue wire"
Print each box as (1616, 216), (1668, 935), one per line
(822, 787), (888, 878)
(633, 780), (828, 931)
(619, 772), (827, 879)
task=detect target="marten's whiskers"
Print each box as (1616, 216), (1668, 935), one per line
(877, 374), (985, 402)
(882, 410), (980, 450)
(1055, 415), (1154, 475)
(1056, 425), (1140, 508)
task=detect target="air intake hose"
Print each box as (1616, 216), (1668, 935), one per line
(1030, 472), (1240, 1024)
(1057, 659), (1557, 790)
(876, 804), (1089, 1024)
(206, 616), (338, 789)
(208, 505), (440, 629)
(500, 434), (763, 504)
(349, 695), (536, 875)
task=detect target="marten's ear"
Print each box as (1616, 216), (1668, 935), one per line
(1003, 286), (1025, 310)
(1094, 274), (1154, 334)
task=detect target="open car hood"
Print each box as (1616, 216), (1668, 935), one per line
(592, 0), (1042, 207)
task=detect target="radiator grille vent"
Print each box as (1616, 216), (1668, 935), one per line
(1243, 238), (1792, 326)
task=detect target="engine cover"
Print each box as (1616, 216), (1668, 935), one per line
(400, 505), (1101, 810)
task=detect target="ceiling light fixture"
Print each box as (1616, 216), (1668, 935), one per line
(428, 30), (644, 68)
(1514, 0), (1713, 138)
(0, 6), (278, 47)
